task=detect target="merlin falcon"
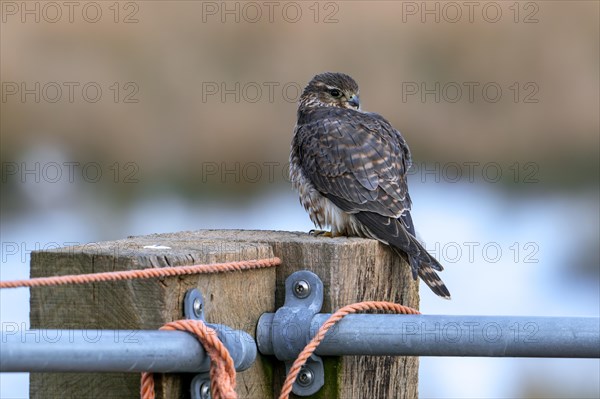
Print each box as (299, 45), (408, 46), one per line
(290, 72), (450, 299)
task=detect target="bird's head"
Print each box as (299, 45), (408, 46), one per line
(299, 72), (360, 110)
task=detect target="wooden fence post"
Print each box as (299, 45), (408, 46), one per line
(30, 230), (419, 398)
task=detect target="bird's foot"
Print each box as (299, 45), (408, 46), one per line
(309, 229), (333, 238)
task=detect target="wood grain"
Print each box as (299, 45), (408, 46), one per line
(30, 233), (276, 399)
(30, 230), (418, 398)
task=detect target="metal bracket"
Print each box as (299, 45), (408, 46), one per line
(186, 288), (257, 399)
(285, 354), (324, 396)
(186, 289), (211, 399)
(184, 288), (205, 322)
(257, 270), (325, 396)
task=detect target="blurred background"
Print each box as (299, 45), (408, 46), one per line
(1, 1), (598, 397)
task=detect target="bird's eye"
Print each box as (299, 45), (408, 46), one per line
(329, 89), (342, 98)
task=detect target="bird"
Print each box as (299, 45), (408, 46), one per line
(289, 72), (450, 299)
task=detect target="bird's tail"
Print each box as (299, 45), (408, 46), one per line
(417, 263), (451, 299)
(391, 238), (451, 300)
(354, 211), (451, 299)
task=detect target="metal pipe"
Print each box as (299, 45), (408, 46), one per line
(257, 314), (600, 359)
(1, 324), (256, 373)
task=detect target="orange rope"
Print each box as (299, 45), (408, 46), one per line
(0, 257), (281, 398)
(2, 255), (417, 398)
(278, 301), (421, 399)
(140, 319), (237, 399)
(0, 258), (281, 289)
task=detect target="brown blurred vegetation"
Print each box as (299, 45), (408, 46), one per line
(1, 1), (598, 198)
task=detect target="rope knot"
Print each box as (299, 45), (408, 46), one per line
(141, 319), (237, 399)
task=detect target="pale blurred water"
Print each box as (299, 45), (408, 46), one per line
(1, 182), (599, 398)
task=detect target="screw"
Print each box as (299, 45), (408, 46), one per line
(193, 298), (203, 318)
(293, 280), (311, 299)
(297, 366), (314, 387)
(199, 382), (211, 399)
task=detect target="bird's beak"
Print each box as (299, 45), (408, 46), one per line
(348, 94), (360, 109)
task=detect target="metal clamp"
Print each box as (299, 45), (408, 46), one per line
(257, 271), (325, 396)
(257, 272), (600, 393)
(187, 289), (211, 399)
(187, 288), (257, 399)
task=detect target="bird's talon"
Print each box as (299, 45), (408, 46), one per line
(309, 229), (333, 238)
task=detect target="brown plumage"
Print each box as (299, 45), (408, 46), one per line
(290, 72), (451, 299)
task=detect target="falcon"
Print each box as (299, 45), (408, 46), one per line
(290, 72), (450, 299)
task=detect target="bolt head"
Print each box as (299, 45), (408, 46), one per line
(293, 280), (311, 299)
(297, 366), (314, 387)
(199, 382), (211, 399)
(193, 298), (203, 318)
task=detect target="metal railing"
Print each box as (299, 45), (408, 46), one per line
(2, 271), (598, 397)
(1, 288), (256, 377)
(258, 313), (599, 359)
(1, 326), (255, 373)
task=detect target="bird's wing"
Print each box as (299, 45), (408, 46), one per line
(295, 107), (412, 218)
(296, 107), (444, 275)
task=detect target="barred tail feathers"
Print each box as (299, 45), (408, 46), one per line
(417, 263), (451, 299)
(391, 246), (451, 299)
(352, 211), (451, 299)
